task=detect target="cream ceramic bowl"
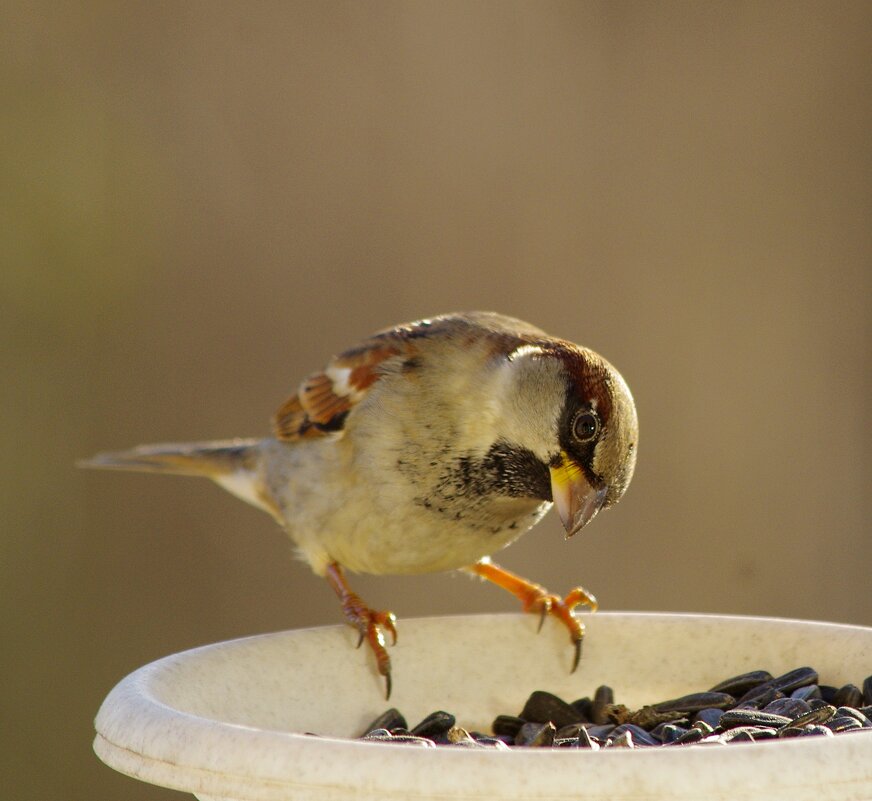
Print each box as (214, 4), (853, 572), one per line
(94, 612), (872, 801)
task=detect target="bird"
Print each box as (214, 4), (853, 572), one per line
(81, 312), (638, 698)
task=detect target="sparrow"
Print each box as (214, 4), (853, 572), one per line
(82, 312), (638, 697)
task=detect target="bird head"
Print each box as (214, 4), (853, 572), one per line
(500, 341), (638, 537)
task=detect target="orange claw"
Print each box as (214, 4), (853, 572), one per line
(325, 562), (397, 698)
(467, 559), (597, 672)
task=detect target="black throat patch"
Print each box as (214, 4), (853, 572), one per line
(439, 441), (552, 502)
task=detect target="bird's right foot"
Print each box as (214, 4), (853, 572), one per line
(325, 562), (397, 699)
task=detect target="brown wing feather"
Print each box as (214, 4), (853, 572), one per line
(272, 343), (405, 441)
(273, 395), (317, 441)
(272, 312), (548, 441)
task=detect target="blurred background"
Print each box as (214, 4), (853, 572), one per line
(2, 1), (870, 798)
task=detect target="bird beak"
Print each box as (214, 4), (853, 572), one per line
(549, 453), (608, 538)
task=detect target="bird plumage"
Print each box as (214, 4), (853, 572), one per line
(82, 311), (638, 695)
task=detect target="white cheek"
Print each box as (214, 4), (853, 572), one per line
(493, 360), (564, 461)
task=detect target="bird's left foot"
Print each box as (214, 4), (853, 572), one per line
(522, 585), (597, 672)
(466, 559), (597, 672)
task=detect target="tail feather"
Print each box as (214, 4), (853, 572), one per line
(78, 439), (261, 478)
(79, 438), (282, 519)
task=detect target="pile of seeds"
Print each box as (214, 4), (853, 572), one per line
(358, 668), (872, 748)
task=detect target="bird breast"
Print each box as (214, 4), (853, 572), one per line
(265, 428), (551, 575)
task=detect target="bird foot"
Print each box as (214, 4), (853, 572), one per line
(521, 585), (597, 672)
(345, 598), (397, 697)
(325, 562), (397, 699)
(466, 559), (597, 672)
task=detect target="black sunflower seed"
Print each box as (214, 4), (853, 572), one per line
(521, 690), (584, 729)
(410, 710), (455, 739)
(652, 692), (735, 714)
(833, 684), (863, 709)
(708, 670), (773, 697)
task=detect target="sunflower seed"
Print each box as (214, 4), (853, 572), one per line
(673, 727), (705, 744)
(693, 708), (725, 729)
(609, 723), (659, 746)
(515, 721), (556, 747)
(360, 708), (407, 736)
(586, 724), (616, 741)
(721, 726), (777, 742)
(825, 716), (864, 733)
(723, 729), (755, 743)
(708, 670), (773, 697)
(835, 706), (871, 727)
(736, 684), (784, 708)
(771, 667), (819, 693)
(389, 735), (437, 747)
(657, 723), (688, 744)
(819, 685), (839, 703)
(361, 728), (393, 740)
(762, 697), (811, 719)
(719, 709), (791, 729)
(411, 710), (455, 739)
(591, 685), (615, 725)
(791, 685), (823, 701)
(521, 690), (583, 729)
(607, 730), (635, 748)
(788, 705), (837, 728)
(492, 714), (525, 738)
(570, 696), (593, 721)
(652, 692), (735, 714)
(833, 684), (863, 708)
(577, 726), (599, 749)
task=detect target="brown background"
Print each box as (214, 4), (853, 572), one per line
(2, 2), (870, 799)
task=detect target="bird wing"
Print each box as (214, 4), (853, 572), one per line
(272, 312), (548, 442)
(273, 339), (404, 440)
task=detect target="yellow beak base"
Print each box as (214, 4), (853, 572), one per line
(549, 453), (607, 537)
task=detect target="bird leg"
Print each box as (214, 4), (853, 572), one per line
(324, 561), (397, 699)
(465, 558), (597, 672)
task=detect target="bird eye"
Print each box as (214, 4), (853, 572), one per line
(572, 410), (600, 443)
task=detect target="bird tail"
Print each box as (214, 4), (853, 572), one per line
(79, 439), (260, 477)
(78, 439), (278, 517)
